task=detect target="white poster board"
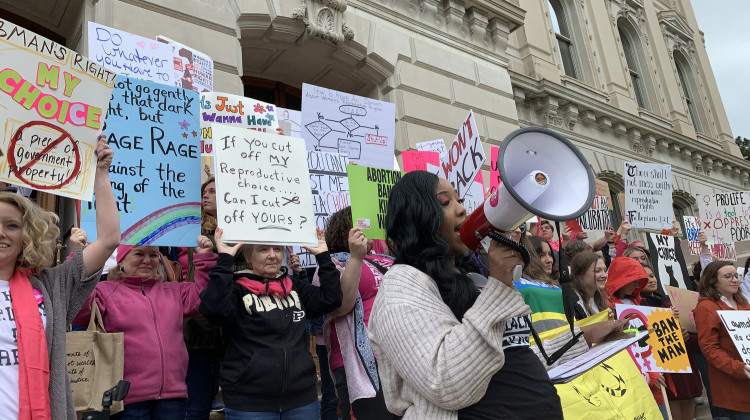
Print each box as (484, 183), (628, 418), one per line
(199, 92), (278, 156)
(717, 310), (750, 365)
(684, 215), (736, 260)
(440, 110), (485, 199)
(277, 107), (302, 139)
(156, 35), (214, 92)
(623, 162), (672, 229)
(416, 139), (448, 156)
(697, 191), (750, 245)
(301, 83), (396, 170)
(87, 22), (173, 84)
(212, 125), (315, 245)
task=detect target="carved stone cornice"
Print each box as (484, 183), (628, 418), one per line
(293, 0), (354, 44)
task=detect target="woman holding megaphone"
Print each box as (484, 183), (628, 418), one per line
(368, 171), (563, 420)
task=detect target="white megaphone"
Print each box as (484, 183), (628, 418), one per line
(460, 127), (595, 251)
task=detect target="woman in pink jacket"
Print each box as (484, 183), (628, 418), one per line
(73, 241), (217, 419)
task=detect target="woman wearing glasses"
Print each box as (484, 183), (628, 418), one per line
(694, 261), (750, 418)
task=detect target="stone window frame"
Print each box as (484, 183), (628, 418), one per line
(673, 52), (705, 135)
(616, 19), (652, 111)
(545, 0), (594, 84)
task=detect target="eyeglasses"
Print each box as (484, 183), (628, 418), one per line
(719, 274), (739, 280)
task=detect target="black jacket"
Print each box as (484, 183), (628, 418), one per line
(199, 252), (342, 412)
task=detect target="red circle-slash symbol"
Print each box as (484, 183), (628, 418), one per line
(6, 121), (81, 190)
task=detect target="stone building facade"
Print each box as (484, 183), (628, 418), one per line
(1, 0), (746, 257)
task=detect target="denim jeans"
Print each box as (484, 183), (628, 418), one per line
(185, 348), (221, 420)
(114, 398), (186, 420)
(224, 400), (320, 420)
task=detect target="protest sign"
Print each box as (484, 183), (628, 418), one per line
(647, 233), (693, 292)
(575, 196), (611, 232)
(440, 111), (485, 199)
(665, 285), (699, 333)
(87, 22), (173, 85)
(595, 179), (614, 211)
(684, 215), (736, 260)
(278, 107), (302, 139)
(616, 304), (692, 373)
(212, 125), (315, 245)
(301, 83), (396, 170)
(156, 35), (213, 92)
(556, 351), (661, 420)
(717, 310), (750, 365)
(401, 150), (440, 172)
(200, 92), (278, 156)
(416, 139), (448, 156)
(623, 162), (672, 229)
(697, 190), (750, 245)
(0, 19), (116, 200)
(81, 75), (201, 245)
(348, 165), (404, 240)
(295, 150), (350, 268)
(463, 171), (486, 214)
(489, 146), (501, 195)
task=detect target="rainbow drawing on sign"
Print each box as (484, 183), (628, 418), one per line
(121, 202), (201, 245)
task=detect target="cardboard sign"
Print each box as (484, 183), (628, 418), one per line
(348, 165), (404, 240)
(212, 125), (315, 245)
(684, 215), (736, 260)
(295, 150), (350, 268)
(717, 310), (750, 365)
(595, 179), (614, 211)
(489, 145), (501, 195)
(87, 22), (173, 84)
(556, 352), (661, 420)
(616, 304), (692, 373)
(0, 19), (116, 200)
(697, 191), (750, 245)
(664, 285), (699, 333)
(81, 75), (201, 245)
(199, 92), (278, 156)
(156, 35), (214, 92)
(301, 83), (396, 170)
(647, 233), (693, 292)
(623, 162), (673, 229)
(441, 110), (484, 199)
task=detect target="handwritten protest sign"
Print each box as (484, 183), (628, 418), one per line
(489, 146), (501, 195)
(665, 285), (699, 333)
(200, 92), (278, 156)
(278, 107), (302, 139)
(575, 196), (611, 232)
(717, 310), (750, 365)
(301, 83), (396, 170)
(81, 75), (201, 245)
(647, 233), (693, 292)
(0, 19), (116, 200)
(624, 162), (672, 229)
(212, 125), (315, 245)
(401, 150), (440, 172)
(684, 215), (736, 260)
(595, 179), (614, 211)
(697, 190), (750, 246)
(295, 150), (351, 268)
(87, 22), (173, 85)
(348, 165), (404, 240)
(156, 35), (213, 92)
(463, 171), (486, 214)
(416, 139), (448, 156)
(617, 304), (692, 373)
(441, 111), (485, 199)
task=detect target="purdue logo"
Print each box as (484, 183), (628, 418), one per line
(292, 311), (305, 322)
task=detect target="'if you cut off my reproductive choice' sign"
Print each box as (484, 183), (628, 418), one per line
(212, 124), (316, 246)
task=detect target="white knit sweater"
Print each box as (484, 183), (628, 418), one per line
(368, 264), (531, 420)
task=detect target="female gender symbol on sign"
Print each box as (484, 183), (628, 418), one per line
(6, 120), (82, 190)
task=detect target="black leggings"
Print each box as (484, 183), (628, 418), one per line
(333, 366), (400, 420)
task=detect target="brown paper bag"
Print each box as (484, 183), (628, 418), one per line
(66, 300), (124, 414)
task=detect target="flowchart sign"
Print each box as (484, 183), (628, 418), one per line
(156, 35), (213, 92)
(81, 75), (201, 245)
(212, 125), (315, 245)
(87, 22), (173, 84)
(348, 165), (404, 240)
(441, 110), (485, 199)
(616, 305), (692, 373)
(684, 215), (736, 260)
(717, 310), (750, 365)
(0, 19), (116, 200)
(623, 162), (672, 229)
(199, 92), (277, 156)
(697, 191), (750, 245)
(301, 83), (395, 170)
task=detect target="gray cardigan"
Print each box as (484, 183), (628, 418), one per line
(28, 248), (102, 419)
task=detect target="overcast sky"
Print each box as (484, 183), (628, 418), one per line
(692, 0), (750, 139)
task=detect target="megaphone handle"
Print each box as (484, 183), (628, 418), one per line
(486, 230), (531, 269)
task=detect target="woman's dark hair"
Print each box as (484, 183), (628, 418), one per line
(564, 240), (592, 263)
(570, 251), (609, 314)
(385, 171), (479, 320)
(325, 206), (353, 254)
(539, 220), (554, 233)
(699, 261), (748, 304)
(527, 235), (559, 284)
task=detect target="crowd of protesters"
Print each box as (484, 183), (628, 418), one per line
(2, 132), (750, 420)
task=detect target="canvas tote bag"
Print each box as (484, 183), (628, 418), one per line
(66, 300), (125, 414)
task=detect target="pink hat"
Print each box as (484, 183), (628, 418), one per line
(116, 245), (136, 264)
(628, 241), (645, 249)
